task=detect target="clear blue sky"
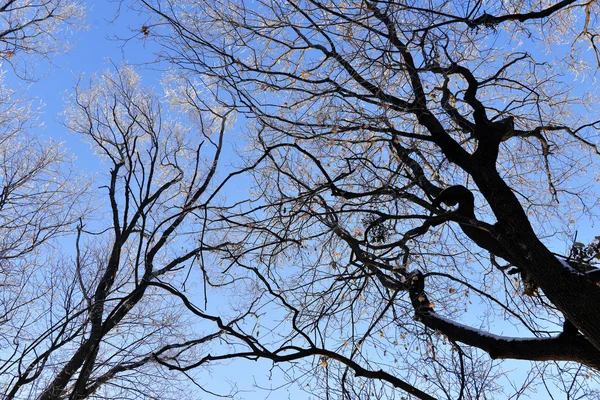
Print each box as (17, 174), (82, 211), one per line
(6, 2), (598, 398)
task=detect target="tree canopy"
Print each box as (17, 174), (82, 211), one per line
(3, 0), (600, 399)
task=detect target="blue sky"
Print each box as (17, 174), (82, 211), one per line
(5, 2), (599, 398)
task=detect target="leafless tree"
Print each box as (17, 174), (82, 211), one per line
(7, 0), (600, 398)
(0, 0), (84, 78)
(122, 0), (600, 398)
(0, 65), (257, 399)
(0, 0), (87, 324)
(0, 3), (263, 399)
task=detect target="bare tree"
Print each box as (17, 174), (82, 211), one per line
(0, 0), (87, 320)
(0, 0), (84, 78)
(0, 3), (258, 399)
(124, 0), (600, 398)
(0, 75), (87, 386)
(0, 65), (254, 399)
(7, 0), (600, 398)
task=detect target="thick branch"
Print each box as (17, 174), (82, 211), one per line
(409, 272), (600, 371)
(418, 311), (600, 370)
(467, 1), (577, 27)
